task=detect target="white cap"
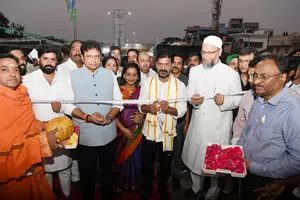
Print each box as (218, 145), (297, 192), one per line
(203, 35), (223, 49)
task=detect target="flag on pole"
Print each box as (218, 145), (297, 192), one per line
(65, 0), (77, 21)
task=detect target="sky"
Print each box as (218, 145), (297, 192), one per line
(1, 0), (300, 44)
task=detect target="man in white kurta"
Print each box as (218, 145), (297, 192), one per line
(182, 36), (242, 200)
(56, 40), (83, 184)
(57, 40), (83, 74)
(138, 50), (187, 200)
(23, 45), (76, 198)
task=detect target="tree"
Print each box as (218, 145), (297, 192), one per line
(0, 12), (25, 38)
(0, 12), (10, 28)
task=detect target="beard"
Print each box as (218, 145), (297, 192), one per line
(158, 69), (170, 79)
(19, 64), (27, 76)
(40, 64), (57, 74)
(202, 60), (216, 69)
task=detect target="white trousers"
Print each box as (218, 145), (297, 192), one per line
(190, 172), (219, 193)
(71, 160), (80, 182)
(46, 167), (71, 196)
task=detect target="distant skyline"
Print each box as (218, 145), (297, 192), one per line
(1, 0), (300, 44)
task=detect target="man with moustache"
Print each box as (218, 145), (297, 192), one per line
(56, 40), (83, 184)
(138, 50), (187, 200)
(137, 51), (156, 84)
(237, 54), (300, 200)
(0, 54), (59, 200)
(22, 45), (76, 199)
(8, 47), (28, 76)
(182, 35), (242, 200)
(127, 48), (139, 63)
(183, 52), (201, 76)
(170, 53), (190, 191)
(57, 40), (83, 74)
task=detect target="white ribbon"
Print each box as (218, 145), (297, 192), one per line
(31, 91), (247, 105)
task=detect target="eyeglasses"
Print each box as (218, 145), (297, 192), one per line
(84, 55), (101, 61)
(200, 50), (219, 55)
(253, 73), (282, 81)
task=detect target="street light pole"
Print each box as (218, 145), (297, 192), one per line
(108, 9), (131, 47)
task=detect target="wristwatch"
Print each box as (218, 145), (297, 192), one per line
(106, 115), (113, 124)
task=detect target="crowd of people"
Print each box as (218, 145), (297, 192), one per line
(1, 35), (300, 200)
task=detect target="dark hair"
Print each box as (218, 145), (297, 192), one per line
(248, 56), (260, 68)
(80, 40), (102, 56)
(239, 47), (257, 56)
(255, 54), (289, 74)
(37, 44), (58, 58)
(288, 49), (300, 56)
(156, 49), (174, 62)
(102, 56), (118, 68)
(60, 44), (71, 56)
(109, 46), (121, 53)
(173, 53), (184, 62)
(288, 57), (300, 71)
(127, 48), (139, 57)
(119, 62), (141, 86)
(1, 54), (19, 64)
(7, 47), (22, 54)
(188, 52), (201, 60)
(70, 40), (82, 48)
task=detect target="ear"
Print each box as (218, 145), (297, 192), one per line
(280, 73), (288, 83)
(288, 70), (295, 78)
(218, 49), (223, 57)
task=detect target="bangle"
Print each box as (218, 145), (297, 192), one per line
(83, 114), (90, 123)
(106, 115), (113, 124)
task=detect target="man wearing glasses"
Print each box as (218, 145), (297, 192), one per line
(182, 35), (242, 200)
(237, 54), (300, 200)
(55, 40), (123, 200)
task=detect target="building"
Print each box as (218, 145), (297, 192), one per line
(227, 18), (259, 34)
(267, 34), (300, 55)
(184, 24), (228, 45)
(230, 29), (273, 52)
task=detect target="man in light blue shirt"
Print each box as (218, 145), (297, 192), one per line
(237, 54), (300, 200)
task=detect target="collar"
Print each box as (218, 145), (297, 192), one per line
(257, 87), (288, 106)
(0, 84), (28, 101)
(285, 80), (293, 88)
(82, 65), (100, 75)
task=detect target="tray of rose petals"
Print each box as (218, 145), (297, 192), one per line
(203, 143), (247, 178)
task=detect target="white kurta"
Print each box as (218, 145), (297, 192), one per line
(23, 70), (76, 172)
(57, 58), (78, 74)
(182, 62), (242, 175)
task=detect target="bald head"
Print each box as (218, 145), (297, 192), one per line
(138, 51), (151, 74)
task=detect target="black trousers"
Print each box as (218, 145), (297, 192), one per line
(172, 122), (185, 178)
(242, 173), (297, 200)
(141, 136), (173, 196)
(77, 140), (115, 200)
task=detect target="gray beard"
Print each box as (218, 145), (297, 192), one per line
(202, 61), (215, 69)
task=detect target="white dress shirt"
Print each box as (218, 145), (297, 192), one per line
(22, 69), (76, 172)
(138, 76), (187, 142)
(140, 68), (157, 85)
(57, 58), (79, 74)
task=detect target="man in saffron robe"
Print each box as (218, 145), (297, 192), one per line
(0, 54), (58, 200)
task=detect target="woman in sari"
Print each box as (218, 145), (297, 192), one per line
(114, 62), (144, 196)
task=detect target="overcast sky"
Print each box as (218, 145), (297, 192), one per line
(1, 0), (300, 44)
